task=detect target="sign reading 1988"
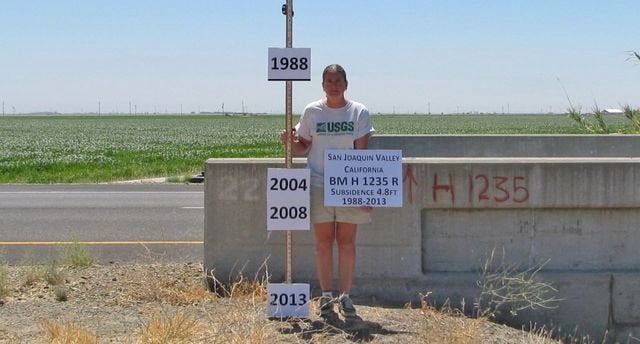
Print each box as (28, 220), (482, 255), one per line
(268, 48), (311, 81)
(324, 149), (403, 207)
(266, 168), (310, 231)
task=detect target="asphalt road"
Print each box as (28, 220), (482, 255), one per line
(0, 184), (204, 265)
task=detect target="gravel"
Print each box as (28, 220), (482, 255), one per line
(0, 262), (553, 343)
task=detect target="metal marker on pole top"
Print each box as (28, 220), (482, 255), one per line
(283, 0), (294, 284)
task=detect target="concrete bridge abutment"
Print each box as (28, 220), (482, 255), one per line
(205, 135), (640, 341)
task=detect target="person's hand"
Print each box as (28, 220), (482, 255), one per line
(280, 128), (296, 144)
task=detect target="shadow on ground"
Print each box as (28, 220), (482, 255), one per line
(275, 311), (412, 342)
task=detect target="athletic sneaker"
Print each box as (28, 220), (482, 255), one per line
(318, 296), (334, 316)
(338, 295), (357, 318)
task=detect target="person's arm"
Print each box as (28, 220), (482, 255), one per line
(354, 133), (371, 150)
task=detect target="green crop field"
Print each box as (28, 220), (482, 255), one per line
(0, 114), (629, 183)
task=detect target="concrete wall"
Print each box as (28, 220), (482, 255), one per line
(204, 136), (640, 342)
(369, 134), (640, 157)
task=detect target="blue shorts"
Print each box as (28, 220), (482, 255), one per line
(310, 187), (371, 225)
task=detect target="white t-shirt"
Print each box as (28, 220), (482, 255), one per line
(296, 99), (375, 186)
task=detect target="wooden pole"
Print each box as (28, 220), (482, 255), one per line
(284, 0), (294, 284)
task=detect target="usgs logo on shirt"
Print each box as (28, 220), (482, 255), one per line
(316, 121), (354, 133)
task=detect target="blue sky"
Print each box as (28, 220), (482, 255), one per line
(1, 1), (638, 114)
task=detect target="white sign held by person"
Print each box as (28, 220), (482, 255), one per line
(324, 149), (403, 207)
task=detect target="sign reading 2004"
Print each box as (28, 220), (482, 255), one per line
(324, 149), (403, 207)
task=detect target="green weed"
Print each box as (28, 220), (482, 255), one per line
(567, 106), (610, 134)
(44, 260), (65, 286)
(0, 263), (8, 299)
(623, 105), (640, 133)
(54, 286), (69, 302)
(61, 242), (95, 268)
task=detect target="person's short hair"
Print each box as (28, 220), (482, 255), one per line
(322, 64), (347, 83)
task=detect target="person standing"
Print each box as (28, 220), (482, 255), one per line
(280, 64), (374, 318)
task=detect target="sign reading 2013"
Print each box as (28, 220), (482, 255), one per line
(324, 149), (403, 207)
(266, 283), (310, 318)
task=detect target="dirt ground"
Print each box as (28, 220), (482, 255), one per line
(0, 262), (555, 343)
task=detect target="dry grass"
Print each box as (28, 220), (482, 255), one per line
(198, 269), (282, 343)
(23, 265), (44, 286)
(136, 312), (205, 344)
(121, 265), (219, 307)
(418, 302), (562, 344)
(127, 277), (216, 306)
(419, 305), (486, 343)
(0, 262), (575, 344)
(40, 319), (98, 344)
(420, 293), (484, 344)
(475, 249), (563, 319)
(521, 326), (568, 344)
(202, 298), (281, 343)
(128, 271), (285, 343)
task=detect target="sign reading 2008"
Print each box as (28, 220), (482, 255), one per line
(324, 149), (403, 207)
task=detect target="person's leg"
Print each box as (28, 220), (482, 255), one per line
(314, 222), (336, 293)
(335, 222), (357, 294)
